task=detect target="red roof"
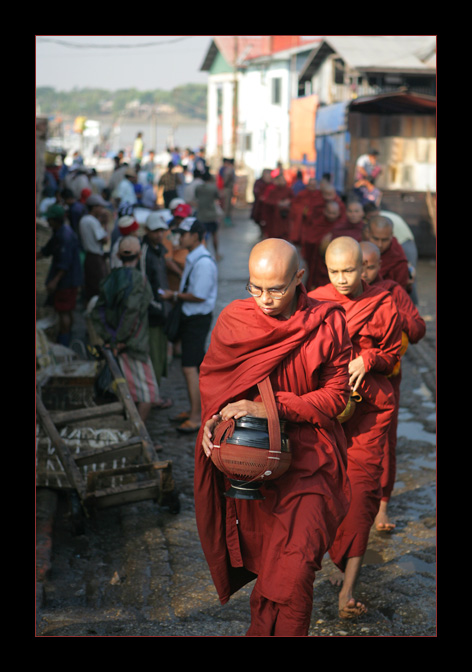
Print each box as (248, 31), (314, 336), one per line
(201, 36), (321, 69)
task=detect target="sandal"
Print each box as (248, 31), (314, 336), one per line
(153, 397), (173, 410)
(176, 420), (201, 434)
(170, 411), (190, 423)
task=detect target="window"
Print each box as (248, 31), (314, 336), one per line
(272, 78), (282, 105)
(333, 58), (345, 85)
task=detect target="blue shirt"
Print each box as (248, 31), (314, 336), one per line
(41, 223), (83, 289)
(180, 244), (217, 316)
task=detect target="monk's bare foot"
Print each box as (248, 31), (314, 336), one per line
(339, 597), (367, 619)
(374, 501), (395, 532)
(329, 569), (344, 587)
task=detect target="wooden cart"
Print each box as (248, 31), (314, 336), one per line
(36, 347), (179, 532)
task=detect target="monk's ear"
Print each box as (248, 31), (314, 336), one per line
(296, 268), (305, 284)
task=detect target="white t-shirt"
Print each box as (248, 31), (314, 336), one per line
(180, 244), (217, 316)
(381, 210), (414, 245)
(79, 214), (107, 255)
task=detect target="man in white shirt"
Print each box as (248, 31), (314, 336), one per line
(163, 217), (217, 433)
(113, 167), (138, 207)
(79, 194), (110, 301)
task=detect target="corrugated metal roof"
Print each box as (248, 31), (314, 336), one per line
(321, 35), (436, 71)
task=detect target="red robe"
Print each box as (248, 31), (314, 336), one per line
(194, 285), (352, 635)
(289, 189), (325, 245)
(251, 179), (272, 225)
(259, 184), (293, 240)
(309, 281), (402, 570)
(372, 276), (426, 500)
(331, 219), (365, 243)
(378, 236), (411, 292)
(304, 211), (348, 290)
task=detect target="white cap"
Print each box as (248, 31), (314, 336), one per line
(145, 210), (171, 231)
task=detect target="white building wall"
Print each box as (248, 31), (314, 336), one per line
(205, 73), (237, 166)
(237, 61), (292, 179)
(311, 57), (334, 105)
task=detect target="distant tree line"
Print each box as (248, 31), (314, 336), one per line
(36, 83), (207, 121)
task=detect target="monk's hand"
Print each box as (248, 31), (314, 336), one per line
(219, 400), (266, 422)
(348, 356), (366, 391)
(202, 414), (220, 458)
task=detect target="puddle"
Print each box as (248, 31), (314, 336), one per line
(397, 554), (436, 575)
(397, 421), (436, 445)
(364, 549), (384, 565)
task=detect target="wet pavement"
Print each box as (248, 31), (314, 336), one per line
(36, 207), (437, 637)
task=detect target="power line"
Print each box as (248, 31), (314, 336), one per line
(36, 36), (194, 49)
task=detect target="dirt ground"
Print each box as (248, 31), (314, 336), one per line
(36, 208), (437, 637)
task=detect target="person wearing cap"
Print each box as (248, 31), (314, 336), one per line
(110, 215), (140, 269)
(163, 218), (218, 433)
(37, 204), (83, 347)
(61, 187), (87, 237)
(91, 236), (164, 428)
(63, 162), (92, 200)
(139, 211), (175, 399)
(167, 202), (193, 291)
(79, 194), (110, 302)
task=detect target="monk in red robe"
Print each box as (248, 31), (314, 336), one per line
(259, 174), (293, 240)
(288, 178), (323, 246)
(304, 199), (347, 290)
(361, 241), (426, 531)
(195, 238), (352, 636)
(309, 236), (402, 618)
(331, 200), (366, 243)
(251, 169), (273, 231)
(364, 215), (411, 293)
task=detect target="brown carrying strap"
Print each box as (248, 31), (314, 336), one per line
(257, 376), (281, 452)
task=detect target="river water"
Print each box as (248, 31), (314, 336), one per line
(62, 117), (207, 162)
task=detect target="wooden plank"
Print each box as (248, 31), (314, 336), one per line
(73, 436), (145, 466)
(36, 393), (87, 499)
(85, 481), (162, 509)
(49, 401), (124, 426)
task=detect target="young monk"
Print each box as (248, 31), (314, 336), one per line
(195, 238), (353, 636)
(364, 215), (411, 294)
(360, 241), (426, 531)
(309, 236), (402, 618)
(304, 199), (347, 290)
(331, 199), (366, 243)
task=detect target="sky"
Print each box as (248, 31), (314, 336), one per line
(35, 35), (212, 91)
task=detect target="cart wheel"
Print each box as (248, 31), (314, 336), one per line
(68, 491), (86, 536)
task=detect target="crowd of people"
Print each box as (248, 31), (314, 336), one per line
(38, 146), (429, 635)
(37, 143), (225, 435)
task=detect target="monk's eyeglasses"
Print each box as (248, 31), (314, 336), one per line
(246, 271), (297, 299)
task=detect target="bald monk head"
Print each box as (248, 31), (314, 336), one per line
(364, 215), (393, 254)
(320, 183), (337, 201)
(248, 238), (304, 319)
(324, 200), (341, 222)
(325, 236), (364, 298)
(118, 235), (141, 265)
(360, 241), (382, 285)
